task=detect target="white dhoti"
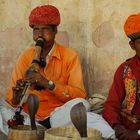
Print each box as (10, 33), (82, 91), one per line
(50, 98), (115, 139)
(0, 98), (116, 139)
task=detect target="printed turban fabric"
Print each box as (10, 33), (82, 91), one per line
(124, 13), (140, 39)
(29, 5), (60, 28)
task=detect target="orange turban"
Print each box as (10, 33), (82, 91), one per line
(124, 13), (140, 39)
(29, 5), (60, 28)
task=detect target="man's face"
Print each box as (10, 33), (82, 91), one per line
(33, 24), (57, 47)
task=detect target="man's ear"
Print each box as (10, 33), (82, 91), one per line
(129, 41), (135, 50)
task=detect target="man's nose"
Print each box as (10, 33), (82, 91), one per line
(38, 30), (44, 37)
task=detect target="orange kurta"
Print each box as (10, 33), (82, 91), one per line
(6, 43), (86, 120)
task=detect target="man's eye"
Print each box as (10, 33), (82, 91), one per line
(33, 29), (40, 34)
(33, 28), (39, 31)
(43, 28), (51, 32)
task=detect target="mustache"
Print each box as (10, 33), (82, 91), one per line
(35, 37), (45, 48)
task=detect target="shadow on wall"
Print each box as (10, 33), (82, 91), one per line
(92, 21), (114, 48)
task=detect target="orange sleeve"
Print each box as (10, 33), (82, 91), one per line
(50, 54), (86, 102)
(6, 50), (32, 104)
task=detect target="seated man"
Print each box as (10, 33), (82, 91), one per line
(103, 13), (140, 140)
(2, 4), (89, 132)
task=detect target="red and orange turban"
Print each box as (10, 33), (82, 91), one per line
(124, 13), (140, 39)
(29, 5), (60, 28)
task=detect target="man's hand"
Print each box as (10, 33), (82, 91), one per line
(12, 79), (26, 105)
(114, 124), (140, 140)
(25, 70), (49, 90)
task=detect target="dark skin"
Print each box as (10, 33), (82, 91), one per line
(12, 24), (57, 105)
(114, 124), (140, 140)
(129, 38), (140, 58)
(33, 24), (57, 57)
(12, 79), (26, 105)
(114, 38), (140, 140)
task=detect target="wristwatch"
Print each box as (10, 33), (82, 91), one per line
(138, 129), (140, 135)
(47, 80), (55, 90)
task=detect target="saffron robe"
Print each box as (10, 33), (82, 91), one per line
(6, 43), (86, 120)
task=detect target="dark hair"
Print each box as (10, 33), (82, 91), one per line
(131, 38), (140, 42)
(49, 25), (57, 31)
(131, 38), (136, 42)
